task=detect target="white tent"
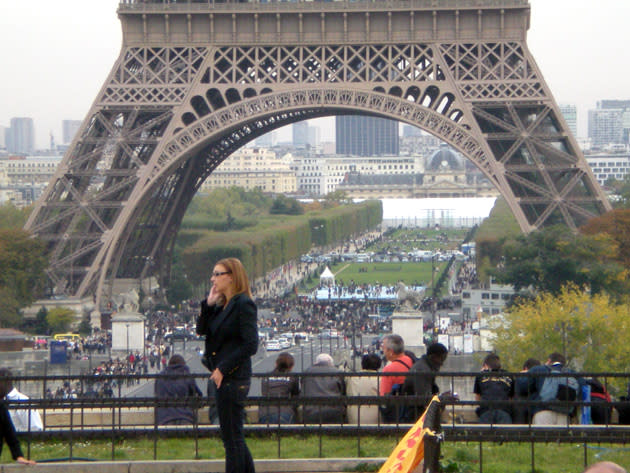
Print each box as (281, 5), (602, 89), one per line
(319, 266), (335, 286)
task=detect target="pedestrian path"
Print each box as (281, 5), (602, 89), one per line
(14, 458), (386, 473)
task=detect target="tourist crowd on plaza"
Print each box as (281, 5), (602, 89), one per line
(313, 282), (402, 300)
(28, 228), (623, 427)
(255, 333), (621, 427)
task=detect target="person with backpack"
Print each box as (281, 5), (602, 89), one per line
(585, 377), (612, 425)
(378, 334), (414, 422)
(402, 343), (449, 421)
(526, 352), (580, 425)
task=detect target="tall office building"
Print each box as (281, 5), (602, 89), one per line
(600, 101), (630, 145)
(336, 115), (399, 156)
(402, 124), (423, 138)
(7, 117), (35, 155)
(62, 120), (82, 144)
(292, 122), (309, 148)
(559, 104), (577, 137)
(307, 125), (320, 148)
(588, 100), (630, 147)
(599, 100), (630, 110)
(0, 126), (6, 151)
(588, 108), (623, 147)
(255, 131), (276, 147)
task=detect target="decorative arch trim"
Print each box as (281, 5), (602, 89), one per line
(147, 88), (496, 188)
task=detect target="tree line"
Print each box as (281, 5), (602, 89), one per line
(475, 184), (630, 384)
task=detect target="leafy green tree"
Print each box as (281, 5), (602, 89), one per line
(166, 257), (193, 306)
(474, 197), (521, 283)
(0, 204), (30, 230)
(182, 187), (273, 230)
(491, 285), (630, 394)
(226, 210), (236, 230)
(32, 306), (50, 334)
(606, 174), (630, 208)
(322, 190), (349, 207)
(581, 208), (630, 267)
(0, 288), (22, 328)
(270, 195), (304, 215)
(46, 307), (76, 333)
(0, 228), (49, 307)
(491, 224), (628, 297)
(77, 318), (93, 336)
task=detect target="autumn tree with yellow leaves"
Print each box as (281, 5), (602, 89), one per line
(490, 285), (630, 393)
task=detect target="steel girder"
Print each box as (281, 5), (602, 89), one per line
(25, 1), (610, 309)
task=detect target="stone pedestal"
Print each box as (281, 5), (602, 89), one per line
(391, 309), (424, 356)
(90, 310), (101, 329)
(111, 311), (145, 353)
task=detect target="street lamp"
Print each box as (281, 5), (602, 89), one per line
(431, 255), (438, 342)
(126, 323), (130, 355)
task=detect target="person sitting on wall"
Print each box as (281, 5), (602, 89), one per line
(155, 354), (202, 425)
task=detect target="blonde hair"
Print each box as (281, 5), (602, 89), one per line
(216, 257), (252, 299)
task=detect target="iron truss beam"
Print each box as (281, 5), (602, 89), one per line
(24, 1), (611, 311)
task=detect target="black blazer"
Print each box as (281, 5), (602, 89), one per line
(197, 292), (258, 381)
(0, 402), (23, 460)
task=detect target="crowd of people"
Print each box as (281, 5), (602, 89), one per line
(252, 332), (621, 429)
(250, 335), (445, 426)
(313, 282), (401, 301)
(1, 247), (628, 472)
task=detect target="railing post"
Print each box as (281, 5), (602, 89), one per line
(422, 396), (443, 473)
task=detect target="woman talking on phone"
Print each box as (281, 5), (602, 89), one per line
(197, 257), (258, 473)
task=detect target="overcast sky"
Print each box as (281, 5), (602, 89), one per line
(1, 0), (628, 149)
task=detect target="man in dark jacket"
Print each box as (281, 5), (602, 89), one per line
(155, 354), (202, 425)
(402, 343), (448, 419)
(473, 353), (514, 424)
(301, 353), (346, 423)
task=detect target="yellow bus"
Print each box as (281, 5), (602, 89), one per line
(52, 333), (81, 342)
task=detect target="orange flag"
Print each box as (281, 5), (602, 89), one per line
(378, 395), (441, 473)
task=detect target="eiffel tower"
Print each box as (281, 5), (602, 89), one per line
(25, 0), (611, 310)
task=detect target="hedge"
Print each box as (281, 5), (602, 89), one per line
(180, 200), (382, 284)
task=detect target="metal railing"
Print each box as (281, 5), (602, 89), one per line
(117, 0), (530, 12)
(8, 370), (630, 469)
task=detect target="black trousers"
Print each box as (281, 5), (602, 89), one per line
(216, 379), (255, 473)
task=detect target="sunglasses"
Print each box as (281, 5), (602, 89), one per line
(212, 271), (231, 277)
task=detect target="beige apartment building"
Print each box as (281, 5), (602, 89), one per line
(292, 154), (424, 196)
(1, 155), (60, 184)
(201, 147), (296, 193)
(0, 155), (62, 207)
(338, 146), (499, 199)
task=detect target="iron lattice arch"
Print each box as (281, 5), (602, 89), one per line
(25, 1), (610, 306)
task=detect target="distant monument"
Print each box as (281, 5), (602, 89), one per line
(393, 283), (425, 355)
(111, 288), (140, 314)
(111, 289), (145, 353)
(396, 282), (425, 309)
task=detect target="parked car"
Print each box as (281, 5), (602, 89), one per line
(266, 339), (281, 351)
(164, 328), (194, 341)
(294, 332), (309, 342)
(318, 329), (339, 339)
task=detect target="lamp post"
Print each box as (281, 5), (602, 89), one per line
(431, 255), (438, 342)
(126, 323), (130, 355)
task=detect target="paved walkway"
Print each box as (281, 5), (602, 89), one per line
(5, 458), (387, 473)
(252, 231), (382, 299)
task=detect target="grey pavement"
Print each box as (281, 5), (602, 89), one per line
(3, 458), (387, 473)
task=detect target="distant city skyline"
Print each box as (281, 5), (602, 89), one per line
(1, 0), (629, 149)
